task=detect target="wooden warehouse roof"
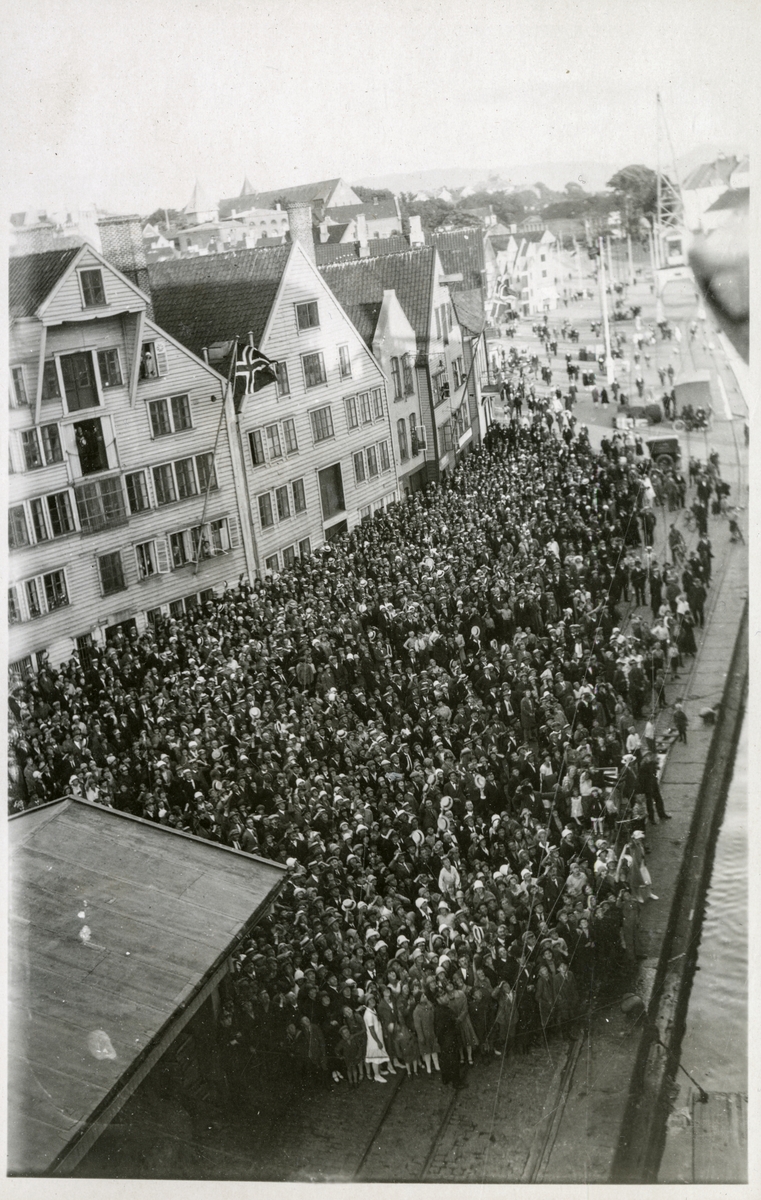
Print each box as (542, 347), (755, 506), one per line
(9, 797), (285, 1175)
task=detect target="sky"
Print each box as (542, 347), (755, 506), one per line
(2, 0), (757, 215)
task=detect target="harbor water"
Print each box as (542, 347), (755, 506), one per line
(658, 714), (748, 1180)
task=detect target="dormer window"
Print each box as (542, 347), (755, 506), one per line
(79, 268), (106, 308)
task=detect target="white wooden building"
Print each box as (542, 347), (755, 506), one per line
(8, 245), (249, 673)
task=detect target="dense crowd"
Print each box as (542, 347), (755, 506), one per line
(9, 419), (721, 1096)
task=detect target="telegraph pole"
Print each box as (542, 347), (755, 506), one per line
(598, 238), (614, 385)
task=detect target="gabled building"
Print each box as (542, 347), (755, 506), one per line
(512, 229), (562, 315)
(8, 228), (249, 674)
(324, 196), (403, 242)
(320, 243), (480, 484)
(218, 177), (361, 222)
(179, 181), (218, 227)
(681, 154), (739, 231)
(150, 211), (399, 569)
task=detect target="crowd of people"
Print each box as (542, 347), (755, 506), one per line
(9, 417), (723, 1099)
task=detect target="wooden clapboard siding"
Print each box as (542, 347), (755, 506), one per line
(40, 245), (145, 327)
(8, 258), (249, 669)
(239, 246), (398, 559)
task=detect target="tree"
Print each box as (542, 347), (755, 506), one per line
(353, 185), (395, 204)
(145, 208), (182, 232)
(606, 165), (658, 234)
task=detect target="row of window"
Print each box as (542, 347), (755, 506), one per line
(9, 453), (218, 549)
(258, 478), (307, 528)
(353, 439), (392, 484)
(262, 538), (312, 575)
(10, 340), (168, 411)
(8, 517), (240, 623)
(438, 401), (470, 453)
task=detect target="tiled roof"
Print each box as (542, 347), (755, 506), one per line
(705, 187), (749, 213)
(328, 198), (398, 222)
(452, 289), (486, 335)
(219, 178), (345, 219)
(319, 247), (435, 351)
(427, 228), (485, 292)
(9, 249), (80, 317)
(148, 245), (291, 358)
(314, 235), (409, 266)
(324, 223), (351, 244)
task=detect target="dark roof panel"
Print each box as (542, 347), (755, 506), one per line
(705, 187), (749, 212)
(9, 797), (284, 1174)
(148, 246), (291, 357)
(9, 249), (81, 317)
(219, 178), (345, 219)
(319, 247), (435, 350)
(427, 229), (485, 292)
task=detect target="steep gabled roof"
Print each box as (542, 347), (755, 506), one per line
(183, 180), (216, 215)
(683, 156), (738, 190)
(452, 289), (486, 335)
(9, 249), (81, 318)
(148, 245), (291, 358)
(319, 246), (435, 352)
(427, 228), (485, 293)
(219, 178), (346, 220)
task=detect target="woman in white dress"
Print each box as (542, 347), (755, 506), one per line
(363, 996), (395, 1083)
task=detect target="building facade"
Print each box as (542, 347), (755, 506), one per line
(150, 232), (399, 573)
(8, 243), (248, 674)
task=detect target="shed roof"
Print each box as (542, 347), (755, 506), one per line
(9, 249), (81, 318)
(9, 797), (284, 1175)
(319, 247), (435, 350)
(149, 245), (292, 357)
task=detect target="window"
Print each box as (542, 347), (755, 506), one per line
(125, 471), (149, 513)
(9, 506), (29, 548)
(410, 411), (419, 454)
(139, 340), (168, 380)
(74, 418), (108, 474)
(360, 392), (372, 424)
(456, 356), (465, 387)
(258, 493), (274, 528)
(276, 486), (291, 520)
(46, 491), (75, 537)
(249, 429), (265, 466)
(310, 406), (334, 442)
(379, 440), (390, 472)
(97, 349), (123, 389)
(171, 395), (192, 430)
(292, 478), (307, 513)
(174, 457), (198, 500)
(282, 417), (298, 454)
(30, 499), (49, 542)
(11, 366), (28, 407)
(344, 395), (358, 429)
(299, 537), (311, 558)
(61, 352), (99, 411)
(80, 268), (106, 307)
(282, 545), (296, 569)
(303, 351), (327, 389)
(149, 398), (171, 437)
(439, 421), (455, 453)
(9, 655), (34, 677)
(267, 424), (283, 458)
(542, 269), (547, 278)
(366, 445), (379, 477)
(41, 361), (61, 401)
(339, 345), (352, 379)
(318, 463), (345, 521)
(148, 394), (191, 436)
(145, 606), (163, 626)
(75, 478), (126, 532)
(402, 353), (414, 396)
(136, 541), (157, 579)
(25, 579), (42, 618)
(21, 430), (43, 470)
(8, 588), (22, 625)
(207, 518), (229, 553)
(169, 598), (185, 619)
(153, 464), (176, 506)
(98, 551), (126, 596)
(433, 371), (450, 406)
(170, 531), (191, 568)
(373, 387), (384, 419)
(265, 553), (280, 573)
(196, 453), (217, 493)
(397, 418), (409, 462)
(275, 361), (290, 397)
(296, 300), (320, 331)
(41, 424), (62, 464)
(390, 357), (403, 400)
(360, 505), (371, 522)
(353, 451), (366, 484)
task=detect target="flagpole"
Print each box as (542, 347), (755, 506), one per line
(194, 338), (238, 575)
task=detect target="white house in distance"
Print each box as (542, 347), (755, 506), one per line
(8, 227), (250, 674)
(150, 205), (399, 573)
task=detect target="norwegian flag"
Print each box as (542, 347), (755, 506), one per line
(234, 341), (278, 404)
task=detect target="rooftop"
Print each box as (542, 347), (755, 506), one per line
(705, 187), (749, 213)
(9, 249), (81, 318)
(219, 177), (346, 220)
(149, 245), (292, 358)
(319, 246), (435, 351)
(9, 797), (284, 1174)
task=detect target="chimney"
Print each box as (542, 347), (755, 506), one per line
(356, 212), (370, 258)
(97, 215), (153, 317)
(409, 214), (424, 247)
(11, 224), (61, 255)
(286, 201), (316, 264)
(319, 219), (330, 243)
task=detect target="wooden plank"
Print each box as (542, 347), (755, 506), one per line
(692, 1092), (747, 1183)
